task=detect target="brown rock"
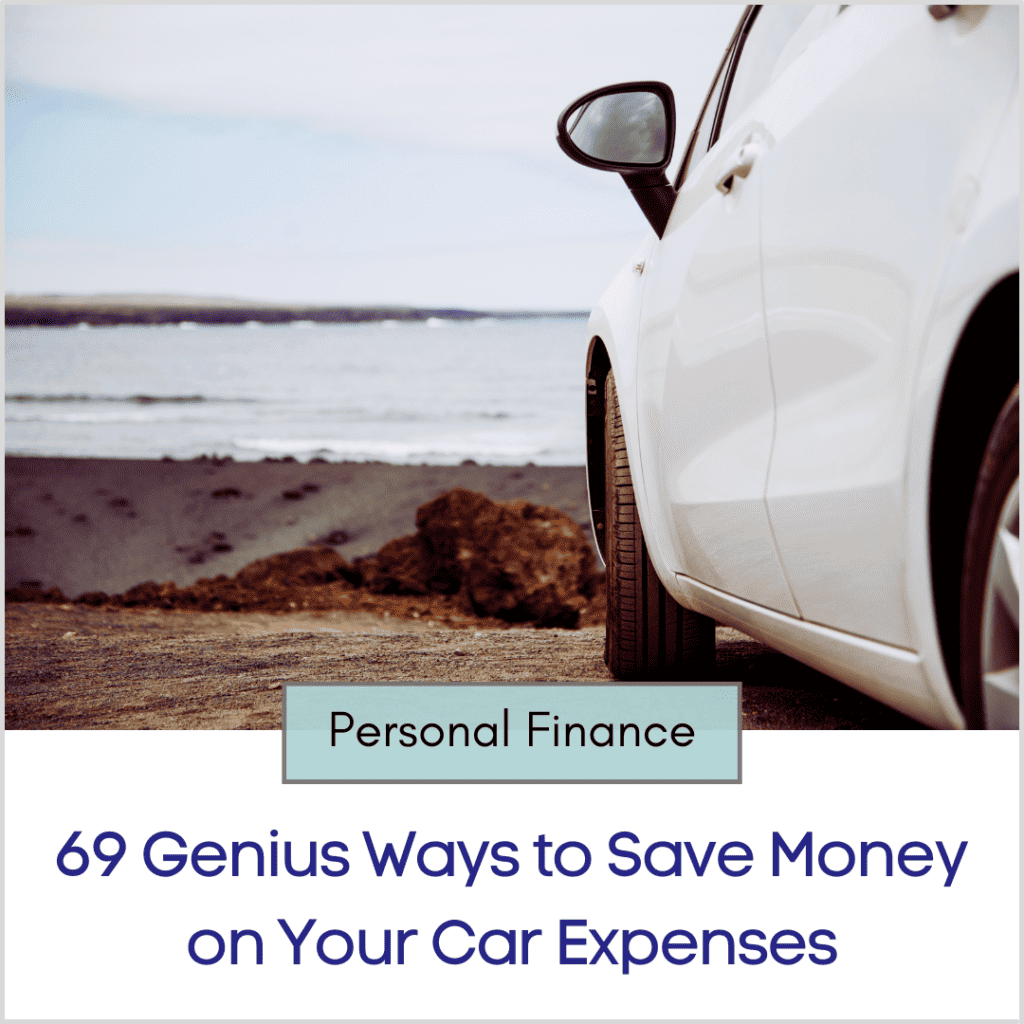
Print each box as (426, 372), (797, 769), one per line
(369, 488), (602, 628)
(236, 546), (361, 589)
(363, 535), (431, 595)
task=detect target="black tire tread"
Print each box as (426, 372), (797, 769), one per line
(604, 372), (714, 679)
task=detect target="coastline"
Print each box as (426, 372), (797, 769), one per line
(5, 294), (589, 328)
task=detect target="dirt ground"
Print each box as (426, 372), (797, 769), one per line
(5, 603), (922, 730)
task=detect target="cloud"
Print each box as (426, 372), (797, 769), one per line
(6, 5), (742, 158)
(5, 5), (742, 305)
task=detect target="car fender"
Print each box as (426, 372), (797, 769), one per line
(585, 231), (657, 565)
(905, 85), (1019, 727)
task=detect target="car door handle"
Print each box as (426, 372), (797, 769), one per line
(716, 141), (762, 194)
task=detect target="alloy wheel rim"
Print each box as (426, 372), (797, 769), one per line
(981, 476), (1020, 729)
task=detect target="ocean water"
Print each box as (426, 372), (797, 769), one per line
(5, 316), (591, 464)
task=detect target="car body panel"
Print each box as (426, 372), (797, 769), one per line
(904, 90), (1021, 731)
(669, 571), (948, 728)
(578, 5), (1018, 728)
(635, 121), (796, 614)
(584, 232), (657, 568)
(759, 4), (1019, 648)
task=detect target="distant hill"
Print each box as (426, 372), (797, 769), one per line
(5, 295), (589, 328)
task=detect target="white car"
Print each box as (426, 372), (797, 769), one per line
(557, 4), (1018, 728)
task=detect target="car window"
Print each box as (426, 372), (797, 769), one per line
(681, 66), (729, 183)
(675, 9), (747, 187)
(716, 5), (814, 138)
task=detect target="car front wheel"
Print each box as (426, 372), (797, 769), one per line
(960, 383), (1019, 729)
(604, 371), (715, 679)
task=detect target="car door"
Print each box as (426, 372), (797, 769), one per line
(634, 6), (816, 616)
(757, 5), (1019, 648)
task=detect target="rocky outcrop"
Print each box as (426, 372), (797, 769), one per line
(364, 488), (602, 628)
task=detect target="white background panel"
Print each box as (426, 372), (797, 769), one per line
(4, 731), (1018, 1019)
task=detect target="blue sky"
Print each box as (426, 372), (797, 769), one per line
(6, 6), (742, 309)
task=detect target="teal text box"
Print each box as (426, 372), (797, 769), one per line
(283, 682), (740, 783)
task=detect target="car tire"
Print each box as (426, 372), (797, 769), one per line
(960, 383), (1019, 729)
(604, 371), (715, 679)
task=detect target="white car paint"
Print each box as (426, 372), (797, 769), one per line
(586, 5), (1019, 728)
(759, 4), (1018, 648)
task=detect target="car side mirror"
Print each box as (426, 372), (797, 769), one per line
(557, 81), (677, 237)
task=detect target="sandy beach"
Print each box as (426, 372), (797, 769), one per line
(5, 456), (921, 730)
(5, 456), (594, 598)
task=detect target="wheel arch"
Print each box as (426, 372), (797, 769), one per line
(929, 271), (1019, 701)
(585, 335), (612, 564)
(581, 233), (659, 568)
